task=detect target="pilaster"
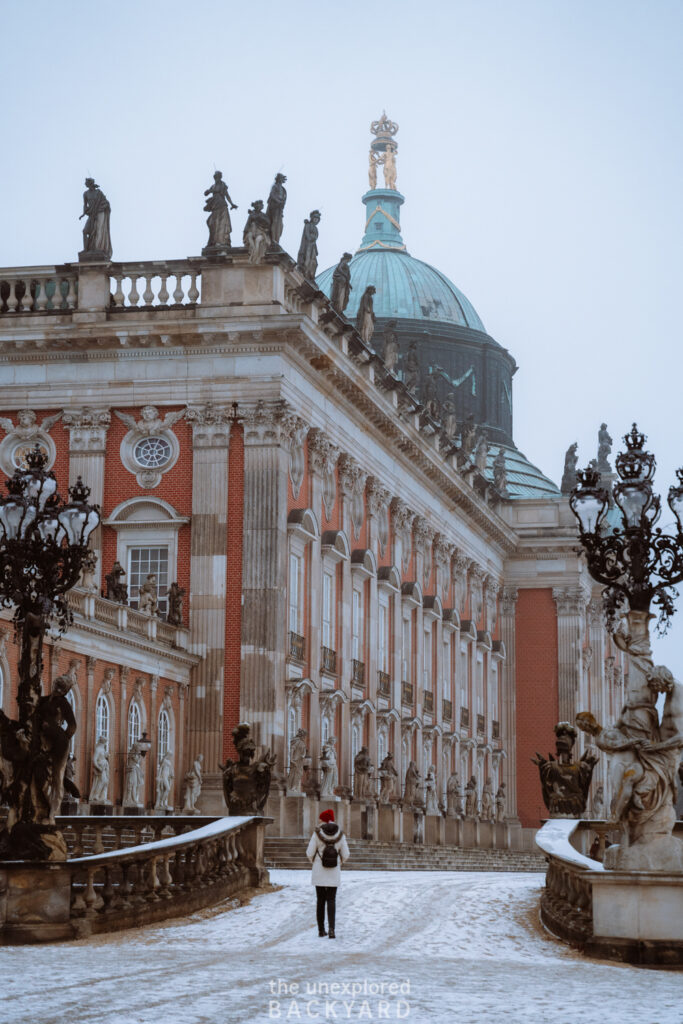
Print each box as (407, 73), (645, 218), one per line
(552, 586), (589, 723)
(62, 407), (111, 588)
(186, 403), (231, 769)
(499, 586), (518, 817)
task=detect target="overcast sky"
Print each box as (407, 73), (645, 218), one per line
(1, 0), (681, 671)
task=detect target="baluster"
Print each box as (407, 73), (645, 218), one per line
(84, 867), (102, 917)
(50, 278), (63, 311)
(93, 825), (105, 855)
(188, 272), (199, 304)
(71, 882), (87, 918)
(173, 274), (184, 304)
(20, 279), (34, 312)
(101, 866), (115, 909)
(158, 854), (173, 899)
(146, 857), (161, 901)
(158, 273), (169, 305)
(112, 275), (125, 307)
(143, 275), (154, 306)
(128, 276), (140, 306)
(65, 275), (77, 309)
(7, 280), (20, 312)
(72, 825), (84, 858)
(173, 849), (185, 889)
(35, 277), (49, 312)
(132, 860), (147, 905)
(182, 849), (195, 891)
(117, 862), (133, 909)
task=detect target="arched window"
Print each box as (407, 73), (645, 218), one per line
(321, 716), (330, 746)
(128, 700), (142, 750)
(378, 731), (386, 765)
(288, 706), (297, 753)
(96, 693), (110, 747)
(158, 708), (171, 761)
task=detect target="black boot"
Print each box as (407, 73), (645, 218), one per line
(319, 928), (327, 937)
(328, 928), (336, 939)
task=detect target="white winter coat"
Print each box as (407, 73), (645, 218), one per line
(306, 825), (350, 886)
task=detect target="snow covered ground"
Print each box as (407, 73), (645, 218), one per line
(3, 870), (681, 1024)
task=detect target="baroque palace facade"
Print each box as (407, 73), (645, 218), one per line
(0, 119), (628, 844)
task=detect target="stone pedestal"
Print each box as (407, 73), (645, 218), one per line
(425, 814), (442, 846)
(378, 804), (399, 842)
(89, 804), (113, 817)
(461, 817), (478, 848)
(478, 821), (494, 848)
(444, 817), (460, 846)
(122, 806), (144, 816)
(197, 773), (225, 816)
(0, 863), (73, 943)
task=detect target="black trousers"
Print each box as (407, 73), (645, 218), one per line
(316, 885), (337, 932)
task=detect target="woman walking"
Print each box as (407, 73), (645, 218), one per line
(306, 809), (350, 939)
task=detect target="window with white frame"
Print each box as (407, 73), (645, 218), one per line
(321, 715), (330, 745)
(158, 708), (171, 761)
(352, 586), (364, 661)
(322, 569), (335, 649)
(95, 693), (110, 747)
(128, 700), (142, 750)
(476, 654), (484, 715)
(402, 615), (412, 681)
(423, 625), (432, 689)
(378, 595), (389, 673)
(491, 663), (499, 722)
(444, 631), (454, 702)
(288, 553), (302, 634)
(352, 723), (360, 766)
(288, 706), (297, 755)
(128, 546), (169, 613)
(460, 643), (469, 708)
(378, 730), (386, 765)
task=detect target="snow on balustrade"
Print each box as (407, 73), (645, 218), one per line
(110, 262), (201, 308)
(0, 269), (78, 313)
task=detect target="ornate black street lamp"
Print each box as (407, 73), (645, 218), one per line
(0, 446), (99, 860)
(569, 424), (683, 634)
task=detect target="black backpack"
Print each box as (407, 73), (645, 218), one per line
(318, 828), (342, 868)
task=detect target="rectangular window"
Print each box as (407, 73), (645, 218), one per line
(289, 553), (301, 634)
(477, 654), (484, 715)
(128, 546), (169, 613)
(378, 596), (389, 673)
(460, 643), (469, 708)
(423, 626), (432, 689)
(402, 615), (412, 681)
(491, 664), (499, 721)
(352, 587), (363, 662)
(322, 570), (334, 649)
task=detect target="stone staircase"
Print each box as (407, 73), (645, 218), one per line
(265, 837), (546, 872)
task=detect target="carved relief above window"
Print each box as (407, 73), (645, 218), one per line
(114, 407), (184, 488)
(0, 409), (61, 476)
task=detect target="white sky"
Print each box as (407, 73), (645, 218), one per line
(1, 0), (681, 672)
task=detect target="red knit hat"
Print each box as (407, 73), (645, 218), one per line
(319, 809), (335, 823)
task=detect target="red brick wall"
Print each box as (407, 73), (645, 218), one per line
(515, 588), (559, 827)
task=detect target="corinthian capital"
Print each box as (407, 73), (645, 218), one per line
(552, 586), (587, 616)
(242, 400), (297, 448)
(366, 476), (390, 517)
(185, 402), (231, 448)
(338, 452), (366, 497)
(308, 428), (339, 476)
(63, 407), (111, 454)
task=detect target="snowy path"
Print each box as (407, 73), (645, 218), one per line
(3, 870), (681, 1024)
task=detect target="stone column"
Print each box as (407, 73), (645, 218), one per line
(185, 404), (231, 772)
(241, 401), (295, 766)
(552, 586), (588, 723)
(119, 666), (130, 806)
(149, 674), (159, 782)
(177, 682), (187, 805)
(84, 656), (96, 793)
(366, 478), (389, 774)
(499, 587), (518, 818)
(338, 453), (366, 788)
(62, 408), (111, 590)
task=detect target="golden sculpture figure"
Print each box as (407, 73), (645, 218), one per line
(383, 144), (397, 190)
(368, 151), (379, 190)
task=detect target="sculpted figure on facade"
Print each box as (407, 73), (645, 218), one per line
(379, 752), (399, 803)
(79, 177), (112, 259)
(597, 422), (613, 473)
(353, 745), (373, 800)
(403, 340), (419, 394)
(560, 442), (579, 495)
(114, 406), (185, 437)
(382, 143), (397, 190)
(442, 392), (457, 440)
(105, 561), (128, 604)
(166, 582), (185, 626)
(220, 723), (276, 815)
(296, 210), (321, 281)
(330, 253), (353, 313)
(492, 448), (508, 495)
(480, 777), (494, 821)
(181, 753), (204, 813)
(403, 760), (421, 806)
(592, 783), (604, 818)
(368, 150), (379, 190)
(319, 737), (338, 797)
(446, 772), (463, 817)
(423, 372), (440, 421)
(203, 170), (238, 250)
(459, 414), (477, 461)
(155, 751), (174, 811)
(474, 431), (489, 472)
(287, 728), (309, 793)
(464, 775), (478, 818)
(355, 285), (376, 344)
(532, 722), (598, 818)
(266, 173), (287, 244)
(495, 782), (506, 822)
(243, 200), (271, 264)
(123, 743), (145, 807)
(382, 319), (399, 371)
(79, 549), (98, 593)
(89, 736), (110, 804)
(138, 574), (159, 616)
(424, 765), (439, 814)
(34, 673), (78, 825)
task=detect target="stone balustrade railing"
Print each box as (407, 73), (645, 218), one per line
(0, 267), (78, 313)
(65, 587), (188, 649)
(110, 261), (201, 308)
(0, 815), (270, 944)
(536, 818), (683, 965)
